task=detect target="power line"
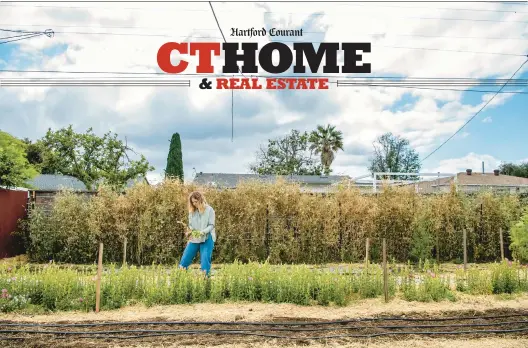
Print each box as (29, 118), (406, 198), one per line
(2, 2), (528, 15)
(209, 1), (244, 142)
(262, 10), (528, 24)
(0, 28), (53, 44)
(3, 69), (528, 82)
(331, 2), (528, 13)
(420, 57), (528, 164)
(7, 28), (527, 42)
(1, 24), (524, 57)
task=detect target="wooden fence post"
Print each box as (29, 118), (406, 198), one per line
(365, 238), (370, 269)
(95, 243), (103, 313)
(463, 229), (467, 271)
(499, 227), (505, 261)
(436, 231), (440, 264)
(383, 238), (388, 303)
(123, 237), (127, 267)
(265, 204), (270, 258)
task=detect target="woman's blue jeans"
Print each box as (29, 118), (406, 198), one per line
(179, 233), (214, 276)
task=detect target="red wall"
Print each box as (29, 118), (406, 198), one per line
(0, 189), (28, 258)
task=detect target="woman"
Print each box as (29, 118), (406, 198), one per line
(178, 191), (216, 276)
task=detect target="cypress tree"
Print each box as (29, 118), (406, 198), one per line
(165, 133), (184, 181)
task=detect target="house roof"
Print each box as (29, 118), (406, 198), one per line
(27, 174), (149, 192)
(413, 172), (528, 192)
(26, 174), (89, 192)
(454, 172), (528, 186)
(193, 173), (350, 188)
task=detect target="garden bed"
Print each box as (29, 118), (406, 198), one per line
(0, 261), (527, 314)
(2, 304), (528, 347)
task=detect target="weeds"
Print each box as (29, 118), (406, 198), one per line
(1, 261), (527, 313)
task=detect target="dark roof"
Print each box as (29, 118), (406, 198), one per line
(193, 173), (350, 188)
(26, 174), (89, 192)
(125, 176), (149, 188)
(27, 174), (148, 192)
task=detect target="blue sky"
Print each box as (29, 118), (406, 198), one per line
(0, 1), (527, 182)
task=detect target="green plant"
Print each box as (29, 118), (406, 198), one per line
(510, 208), (528, 263)
(491, 260), (521, 294)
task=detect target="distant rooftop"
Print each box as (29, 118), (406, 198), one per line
(26, 174), (89, 192)
(26, 174), (149, 192)
(193, 173), (350, 188)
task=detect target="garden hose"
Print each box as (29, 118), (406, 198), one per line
(1, 327), (528, 341)
(2, 319), (528, 330)
(1, 312), (528, 327)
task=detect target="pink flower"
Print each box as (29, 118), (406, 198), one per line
(248, 277), (253, 281)
(79, 298), (84, 303)
(11, 277), (16, 282)
(92, 276), (98, 281)
(430, 272), (436, 278)
(7, 267), (12, 272)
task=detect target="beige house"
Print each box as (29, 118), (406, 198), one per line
(413, 169), (528, 194)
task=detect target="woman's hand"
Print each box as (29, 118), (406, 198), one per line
(185, 226), (191, 238)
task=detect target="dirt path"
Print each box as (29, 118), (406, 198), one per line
(3, 294), (528, 323)
(2, 295), (528, 347)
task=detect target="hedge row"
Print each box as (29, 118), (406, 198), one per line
(17, 180), (526, 265)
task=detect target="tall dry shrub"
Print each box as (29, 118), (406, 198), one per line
(472, 191), (522, 261)
(373, 185), (417, 261)
(26, 190), (95, 263)
(335, 186), (376, 262)
(430, 185), (471, 262)
(23, 180), (526, 264)
(204, 181), (269, 263)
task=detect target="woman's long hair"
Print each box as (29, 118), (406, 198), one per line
(188, 191), (207, 213)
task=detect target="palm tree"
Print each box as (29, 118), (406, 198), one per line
(308, 124), (344, 176)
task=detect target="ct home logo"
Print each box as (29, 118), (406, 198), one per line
(156, 36), (372, 90)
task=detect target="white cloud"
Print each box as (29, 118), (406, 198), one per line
(482, 116), (492, 123)
(1, 2), (527, 181)
(425, 152), (502, 174)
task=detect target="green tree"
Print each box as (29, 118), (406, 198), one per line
(499, 162), (528, 178)
(249, 129), (324, 175)
(368, 132), (421, 180)
(510, 208), (528, 263)
(22, 138), (47, 172)
(37, 125), (154, 190)
(308, 124), (344, 176)
(165, 133), (184, 181)
(0, 131), (39, 188)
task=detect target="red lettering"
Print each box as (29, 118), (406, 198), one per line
(229, 78), (241, 89)
(308, 79), (317, 89)
(277, 79), (287, 89)
(216, 78), (228, 89)
(297, 78), (309, 89)
(266, 78), (277, 89)
(319, 78), (329, 89)
(286, 78), (297, 89)
(240, 78), (251, 89)
(251, 78), (263, 89)
(190, 42), (221, 73)
(157, 42), (189, 74)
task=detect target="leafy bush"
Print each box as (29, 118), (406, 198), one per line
(510, 208), (528, 263)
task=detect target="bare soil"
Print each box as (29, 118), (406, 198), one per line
(2, 295), (528, 347)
